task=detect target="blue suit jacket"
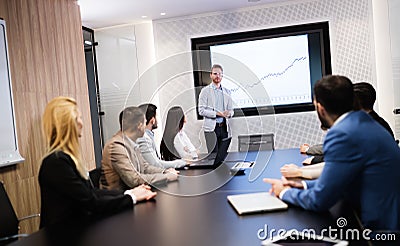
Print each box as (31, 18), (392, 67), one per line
(282, 111), (400, 231)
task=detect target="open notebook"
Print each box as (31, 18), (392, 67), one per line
(227, 192), (288, 215)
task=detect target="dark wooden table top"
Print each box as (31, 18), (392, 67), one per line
(11, 149), (367, 246)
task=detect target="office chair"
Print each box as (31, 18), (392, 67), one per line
(238, 133), (275, 152)
(0, 181), (40, 244)
(89, 168), (102, 189)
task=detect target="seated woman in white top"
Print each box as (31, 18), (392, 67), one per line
(160, 106), (198, 161)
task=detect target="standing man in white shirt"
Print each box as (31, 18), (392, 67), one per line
(137, 103), (186, 169)
(198, 64), (234, 164)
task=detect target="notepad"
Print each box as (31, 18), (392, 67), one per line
(227, 192), (288, 215)
(232, 161), (254, 169)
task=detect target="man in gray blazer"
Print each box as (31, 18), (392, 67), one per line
(101, 106), (178, 190)
(137, 103), (186, 168)
(198, 64), (234, 163)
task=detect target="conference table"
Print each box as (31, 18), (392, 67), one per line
(11, 149), (365, 246)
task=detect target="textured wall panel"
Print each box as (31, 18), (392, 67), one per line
(153, 0), (374, 150)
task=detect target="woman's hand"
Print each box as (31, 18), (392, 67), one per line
(131, 184), (157, 201)
(280, 164), (302, 178)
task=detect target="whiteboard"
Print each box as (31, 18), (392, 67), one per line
(0, 19), (24, 167)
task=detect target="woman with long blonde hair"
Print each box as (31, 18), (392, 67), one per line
(39, 96), (156, 228)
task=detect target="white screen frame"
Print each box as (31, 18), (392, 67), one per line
(0, 19), (24, 167)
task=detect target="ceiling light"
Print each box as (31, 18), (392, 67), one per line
(141, 15), (147, 18)
(160, 13), (166, 16)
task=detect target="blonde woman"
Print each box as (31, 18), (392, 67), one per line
(39, 96), (156, 228)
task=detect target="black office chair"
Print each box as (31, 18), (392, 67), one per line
(238, 133), (275, 152)
(0, 181), (40, 244)
(89, 168), (102, 189)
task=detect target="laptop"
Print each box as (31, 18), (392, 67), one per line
(188, 138), (230, 168)
(227, 192), (288, 215)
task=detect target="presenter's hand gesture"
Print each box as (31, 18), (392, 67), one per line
(222, 110), (230, 118)
(216, 110), (230, 118)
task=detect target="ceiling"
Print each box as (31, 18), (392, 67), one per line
(79, 0), (288, 29)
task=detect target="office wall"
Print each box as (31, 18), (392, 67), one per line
(95, 25), (140, 141)
(151, 0), (378, 150)
(95, 22), (161, 144)
(387, 0), (400, 137)
(0, 0), (94, 233)
(372, 0), (396, 139)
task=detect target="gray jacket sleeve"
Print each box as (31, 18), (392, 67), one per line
(198, 87), (217, 119)
(133, 149), (169, 186)
(141, 152), (186, 168)
(137, 135), (186, 168)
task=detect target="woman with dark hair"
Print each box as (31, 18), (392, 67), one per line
(160, 106), (198, 161)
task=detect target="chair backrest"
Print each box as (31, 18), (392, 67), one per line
(238, 133), (274, 152)
(0, 181), (19, 239)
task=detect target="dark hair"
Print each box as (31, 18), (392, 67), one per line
(138, 103), (157, 125)
(313, 75), (354, 116)
(353, 82), (376, 110)
(118, 106), (144, 132)
(211, 64), (223, 73)
(160, 106), (185, 161)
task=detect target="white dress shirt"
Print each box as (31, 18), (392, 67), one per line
(174, 130), (198, 160)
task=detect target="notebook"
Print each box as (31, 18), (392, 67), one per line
(227, 192), (288, 215)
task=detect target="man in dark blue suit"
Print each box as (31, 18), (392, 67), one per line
(264, 75), (400, 231)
